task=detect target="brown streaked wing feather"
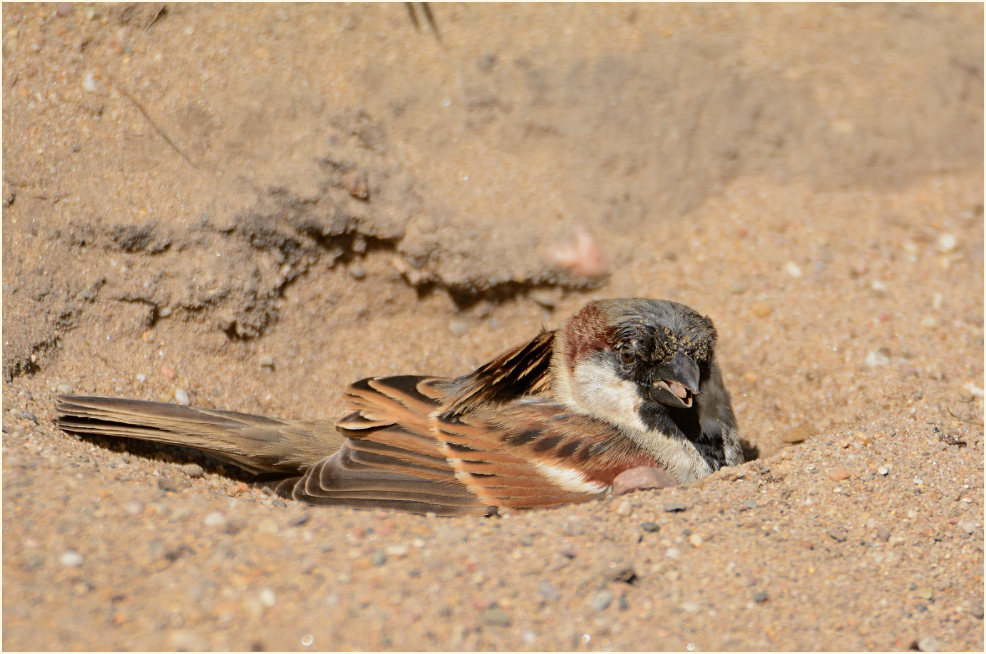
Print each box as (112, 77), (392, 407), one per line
(286, 375), (490, 514)
(439, 330), (555, 418)
(434, 399), (660, 509)
(275, 444), (490, 516)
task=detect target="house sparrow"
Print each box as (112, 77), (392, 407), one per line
(56, 298), (743, 516)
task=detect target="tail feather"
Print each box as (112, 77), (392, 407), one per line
(56, 395), (343, 475)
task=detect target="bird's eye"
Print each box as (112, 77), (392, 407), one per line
(618, 348), (635, 367)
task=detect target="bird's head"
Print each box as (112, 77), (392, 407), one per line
(556, 298), (718, 432)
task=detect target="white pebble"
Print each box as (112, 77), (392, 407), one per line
(665, 547), (680, 559)
(135, 373), (147, 384)
(203, 511), (226, 527)
(175, 389), (190, 405)
(82, 71), (96, 92)
(385, 544), (410, 558)
(60, 549), (84, 567)
(258, 588), (276, 607)
(864, 350), (890, 367)
(784, 262), (802, 278)
(936, 233), (957, 253)
(877, 466), (890, 476)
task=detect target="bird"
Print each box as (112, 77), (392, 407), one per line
(56, 298), (743, 516)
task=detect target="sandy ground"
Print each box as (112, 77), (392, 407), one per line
(2, 3), (984, 651)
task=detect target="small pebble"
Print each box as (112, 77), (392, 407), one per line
(877, 465), (890, 476)
(827, 527), (848, 543)
(369, 551), (387, 566)
(529, 289), (558, 309)
(258, 588), (277, 608)
(160, 365), (176, 380)
(203, 512), (226, 527)
(688, 534), (703, 548)
(342, 170), (369, 199)
(864, 349), (891, 367)
(784, 261), (802, 278)
(258, 355), (275, 369)
(750, 303), (771, 318)
(181, 463), (204, 478)
(448, 320), (467, 336)
(82, 70), (96, 92)
(614, 499), (632, 516)
(348, 264), (367, 280)
(60, 549), (84, 567)
(135, 373), (147, 384)
(385, 544), (409, 558)
(957, 521), (980, 535)
(482, 607), (512, 627)
(753, 591), (769, 604)
(781, 423), (817, 444)
(916, 636), (942, 652)
(936, 233), (957, 254)
(869, 281), (888, 297)
(914, 587), (934, 600)
(56, 383), (73, 395)
(640, 521), (660, 533)
(174, 389), (190, 406)
(168, 630), (208, 651)
(665, 547), (680, 559)
(590, 590), (613, 611)
(663, 501), (688, 513)
(538, 579), (561, 600)
(828, 469), (850, 482)
(157, 478), (181, 493)
(875, 527), (891, 542)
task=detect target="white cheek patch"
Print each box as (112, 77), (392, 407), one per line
(569, 359), (649, 433)
(534, 461), (607, 494)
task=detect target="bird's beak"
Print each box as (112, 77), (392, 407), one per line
(650, 351), (700, 409)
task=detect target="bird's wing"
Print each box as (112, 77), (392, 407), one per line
(279, 375), (493, 515)
(279, 374), (659, 514)
(437, 329), (556, 416)
(432, 398), (660, 509)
